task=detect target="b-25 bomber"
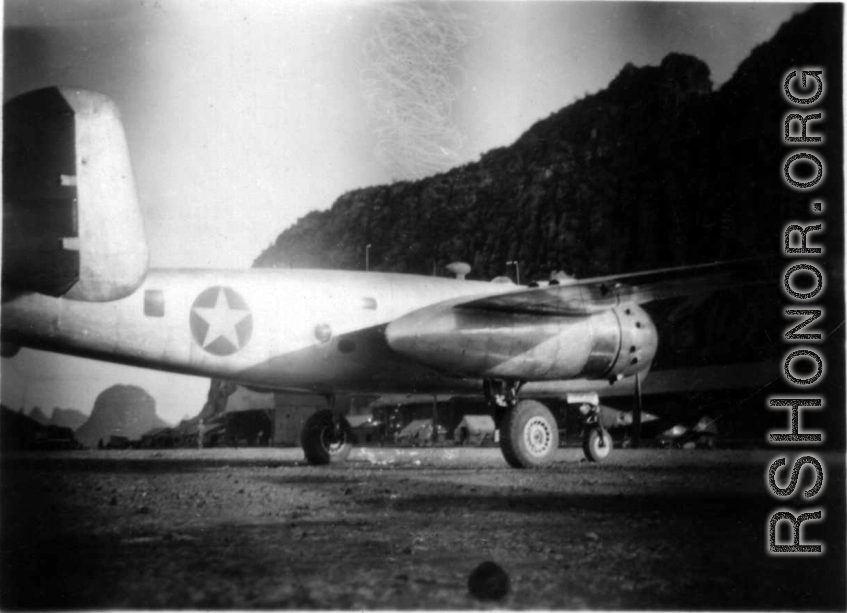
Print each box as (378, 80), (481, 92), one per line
(2, 88), (760, 468)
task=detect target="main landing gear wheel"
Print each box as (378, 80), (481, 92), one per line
(500, 400), (559, 468)
(301, 409), (353, 465)
(583, 426), (613, 462)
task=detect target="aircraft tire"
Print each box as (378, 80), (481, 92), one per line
(499, 400), (559, 468)
(301, 409), (353, 465)
(582, 427), (613, 462)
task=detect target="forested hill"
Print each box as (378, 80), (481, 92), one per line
(254, 5), (842, 282)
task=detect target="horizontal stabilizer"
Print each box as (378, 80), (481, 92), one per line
(456, 260), (774, 316)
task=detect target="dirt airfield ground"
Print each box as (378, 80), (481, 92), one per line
(1, 446), (843, 610)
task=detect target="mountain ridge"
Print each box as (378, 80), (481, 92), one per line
(50, 407), (88, 431)
(253, 5), (841, 283)
(76, 385), (170, 448)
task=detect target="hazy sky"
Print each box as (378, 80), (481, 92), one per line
(2, 1), (806, 423)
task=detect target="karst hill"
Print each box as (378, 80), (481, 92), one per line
(75, 385), (170, 448)
(255, 5), (842, 283)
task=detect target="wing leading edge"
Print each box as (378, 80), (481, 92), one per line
(454, 259), (774, 317)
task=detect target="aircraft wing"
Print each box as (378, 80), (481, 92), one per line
(455, 259), (773, 316)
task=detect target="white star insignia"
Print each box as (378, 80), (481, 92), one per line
(192, 288), (250, 350)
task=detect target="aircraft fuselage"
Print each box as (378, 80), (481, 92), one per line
(2, 268), (656, 396)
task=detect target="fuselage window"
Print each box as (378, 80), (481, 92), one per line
(144, 290), (165, 317)
(361, 297), (378, 310)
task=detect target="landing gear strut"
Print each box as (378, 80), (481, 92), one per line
(484, 378), (520, 424)
(576, 395), (612, 462)
(486, 379), (559, 469)
(301, 396), (353, 465)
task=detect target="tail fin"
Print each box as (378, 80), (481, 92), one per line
(3, 87), (148, 301)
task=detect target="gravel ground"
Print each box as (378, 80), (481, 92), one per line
(1, 447), (843, 610)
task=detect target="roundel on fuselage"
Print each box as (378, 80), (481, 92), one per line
(189, 286), (253, 356)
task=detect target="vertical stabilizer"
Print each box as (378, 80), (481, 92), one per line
(3, 87), (149, 301)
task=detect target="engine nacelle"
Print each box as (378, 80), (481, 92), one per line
(604, 304), (659, 380)
(3, 87), (148, 302)
(385, 301), (657, 382)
